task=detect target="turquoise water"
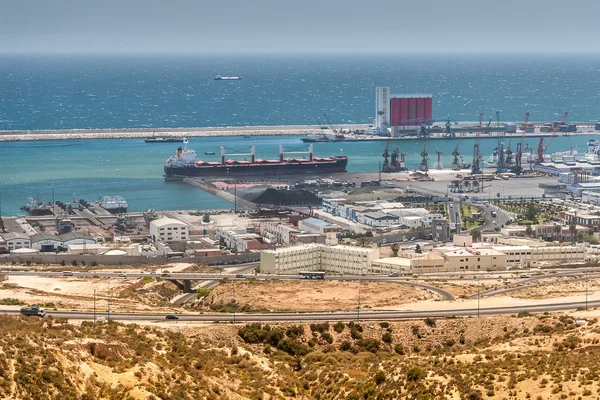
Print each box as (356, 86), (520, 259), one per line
(0, 134), (594, 215)
(2, 53), (600, 215)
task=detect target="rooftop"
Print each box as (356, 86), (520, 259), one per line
(301, 218), (332, 228)
(150, 218), (188, 228)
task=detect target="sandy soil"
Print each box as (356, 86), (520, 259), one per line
(508, 277), (600, 299)
(207, 280), (435, 311)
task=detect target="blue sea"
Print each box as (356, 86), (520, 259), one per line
(1, 53), (599, 215)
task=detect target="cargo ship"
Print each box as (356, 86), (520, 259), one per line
(164, 144), (348, 177)
(214, 75), (241, 80)
(301, 133), (345, 143)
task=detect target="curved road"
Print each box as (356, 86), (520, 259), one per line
(5, 300), (598, 322)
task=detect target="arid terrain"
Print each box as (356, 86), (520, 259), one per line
(1, 311), (600, 399)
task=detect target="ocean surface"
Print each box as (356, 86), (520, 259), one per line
(0, 134), (594, 216)
(1, 53), (600, 215)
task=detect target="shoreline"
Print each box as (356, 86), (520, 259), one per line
(0, 123), (597, 142)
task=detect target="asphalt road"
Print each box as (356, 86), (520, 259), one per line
(5, 300), (599, 322)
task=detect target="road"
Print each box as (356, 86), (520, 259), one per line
(448, 202), (461, 230)
(477, 201), (511, 232)
(5, 300), (599, 322)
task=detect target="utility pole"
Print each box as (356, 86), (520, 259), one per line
(234, 182), (237, 213)
(477, 277), (481, 318)
(107, 279), (111, 322)
(233, 280), (237, 323)
(51, 183), (55, 215)
(357, 280), (362, 322)
(93, 289), (96, 324)
(586, 270), (589, 310)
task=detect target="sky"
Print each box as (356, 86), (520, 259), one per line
(1, 0), (600, 53)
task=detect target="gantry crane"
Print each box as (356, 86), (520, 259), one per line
(536, 111), (568, 163)
(512, 112), (530, 175)
(471, 112), (484, 174)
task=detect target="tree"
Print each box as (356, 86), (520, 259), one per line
(415, 244), (422, 254)
(525, 225), (533, 237)
(524, 201), (537, 221)
(391, 243), (400, 257)
(496, 192), (501, 200)
(202, 213), (211, 223)
(356, 237), (370, 248)
(471, 228), (482, 242)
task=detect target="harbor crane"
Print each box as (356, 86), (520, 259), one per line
(419, 135), (430, 172)
(495, 110), (507, 173)
(471, 112), (484, 175)
(512, 112), (530, 175)
(536, 111), (568, 163)
(323, 113), (340, 134)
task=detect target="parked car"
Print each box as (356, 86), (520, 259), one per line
(388, 272), (399, 277)
(119, 273), (127, 278)
(235, 274), (246, 278)
(165, 314), (179, 320)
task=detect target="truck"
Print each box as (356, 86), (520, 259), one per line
(20, 305), (46, 317)
(491, 211), (497, 218)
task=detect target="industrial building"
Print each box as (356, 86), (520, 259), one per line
(260, 244), (380, 275)
(149, 218), (189, 242)
(375, 87), (433, 136)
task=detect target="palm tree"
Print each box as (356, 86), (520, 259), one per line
(356, 237), (370, 248)
(391, 243), (400, 257)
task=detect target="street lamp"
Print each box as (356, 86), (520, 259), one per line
(233, 280), (237, 323)
(477, 277), (481, 318)
(357, 280), (362, 322)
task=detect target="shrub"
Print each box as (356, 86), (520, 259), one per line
(394, 344), (405, 355)
(238, 323), (268, 344)
(358, 338), (380, 353)
(424, 317), (436, 328)
(350, 328), (362, 340)
(406, 367), (425, 381)
(71, 260), (78, 267)
(379, 322), (390, 329)
(266, 329), (285, 346)
(374, 370), (386, 385)
(382, 332), (393, 344)
(340, 341), (352, 351)
(310, 322), (329, 333)
(196, 288), (212, 299)
(321, 332), (333, 344)
(91, 261), (98, 267)
(286, 325), (304, 339)
(518, 311), (531, 318)
(276, 338), (310, 357)
(333, 321), (345, 333)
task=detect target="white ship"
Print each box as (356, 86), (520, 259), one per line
(214, 75), (241, 80)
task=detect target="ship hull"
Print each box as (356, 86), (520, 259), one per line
(165, 158), (348, 177)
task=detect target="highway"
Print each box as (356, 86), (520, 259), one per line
(4, 300), (599, 322)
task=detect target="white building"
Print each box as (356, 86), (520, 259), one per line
(582, 191), (600, 205)
(363, 212), (399, 227)
(259, 220), (300, 245)
(375, 87), (391, 132)
(260, 244), (380, 275)
(59, 232), (96, 247)
(149, 218), (189, 242)
(1, 233), (31, 250)
(30, 233), (63, 252)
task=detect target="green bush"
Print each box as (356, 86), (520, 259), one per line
(333, 321), (345, 333)
(382, 332), (393, 344)
(196, 288), (212, 299)
(276, 338), (310, 357)
(286, 325), (304, 339)
(379, 321), (390, 329)
(374, 370), (386, 385)
(424, 317), (436, 328)
(321, 332), (333, 344)
(406, 367), (425, 381)
(238, 323), (268, 344)
(340, 341), (352, 351)
(309, 323), (329, 333)
(394, 344), (405, 355)
(357, 338), (380, 353)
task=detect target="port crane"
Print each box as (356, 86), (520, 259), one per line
(471, 112), (484, 175)
(536, 111), (568, 163)
(494, 113), (507, 173)
(414, 117), (455, 138)
(419, 135), (430, 172)
(323, 113), (339, 134)
(512, 112), (530, 175)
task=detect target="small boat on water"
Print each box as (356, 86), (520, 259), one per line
(204, 151), (215, 155)
(215, 75), (241, 80)
(243, 135), (251, 138)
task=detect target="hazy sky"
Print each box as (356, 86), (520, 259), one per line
(1, 0), (600, 53)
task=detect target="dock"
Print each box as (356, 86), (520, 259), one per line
(183, 178), (255, 210)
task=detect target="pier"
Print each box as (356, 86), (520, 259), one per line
(183, 178), (255, 210)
